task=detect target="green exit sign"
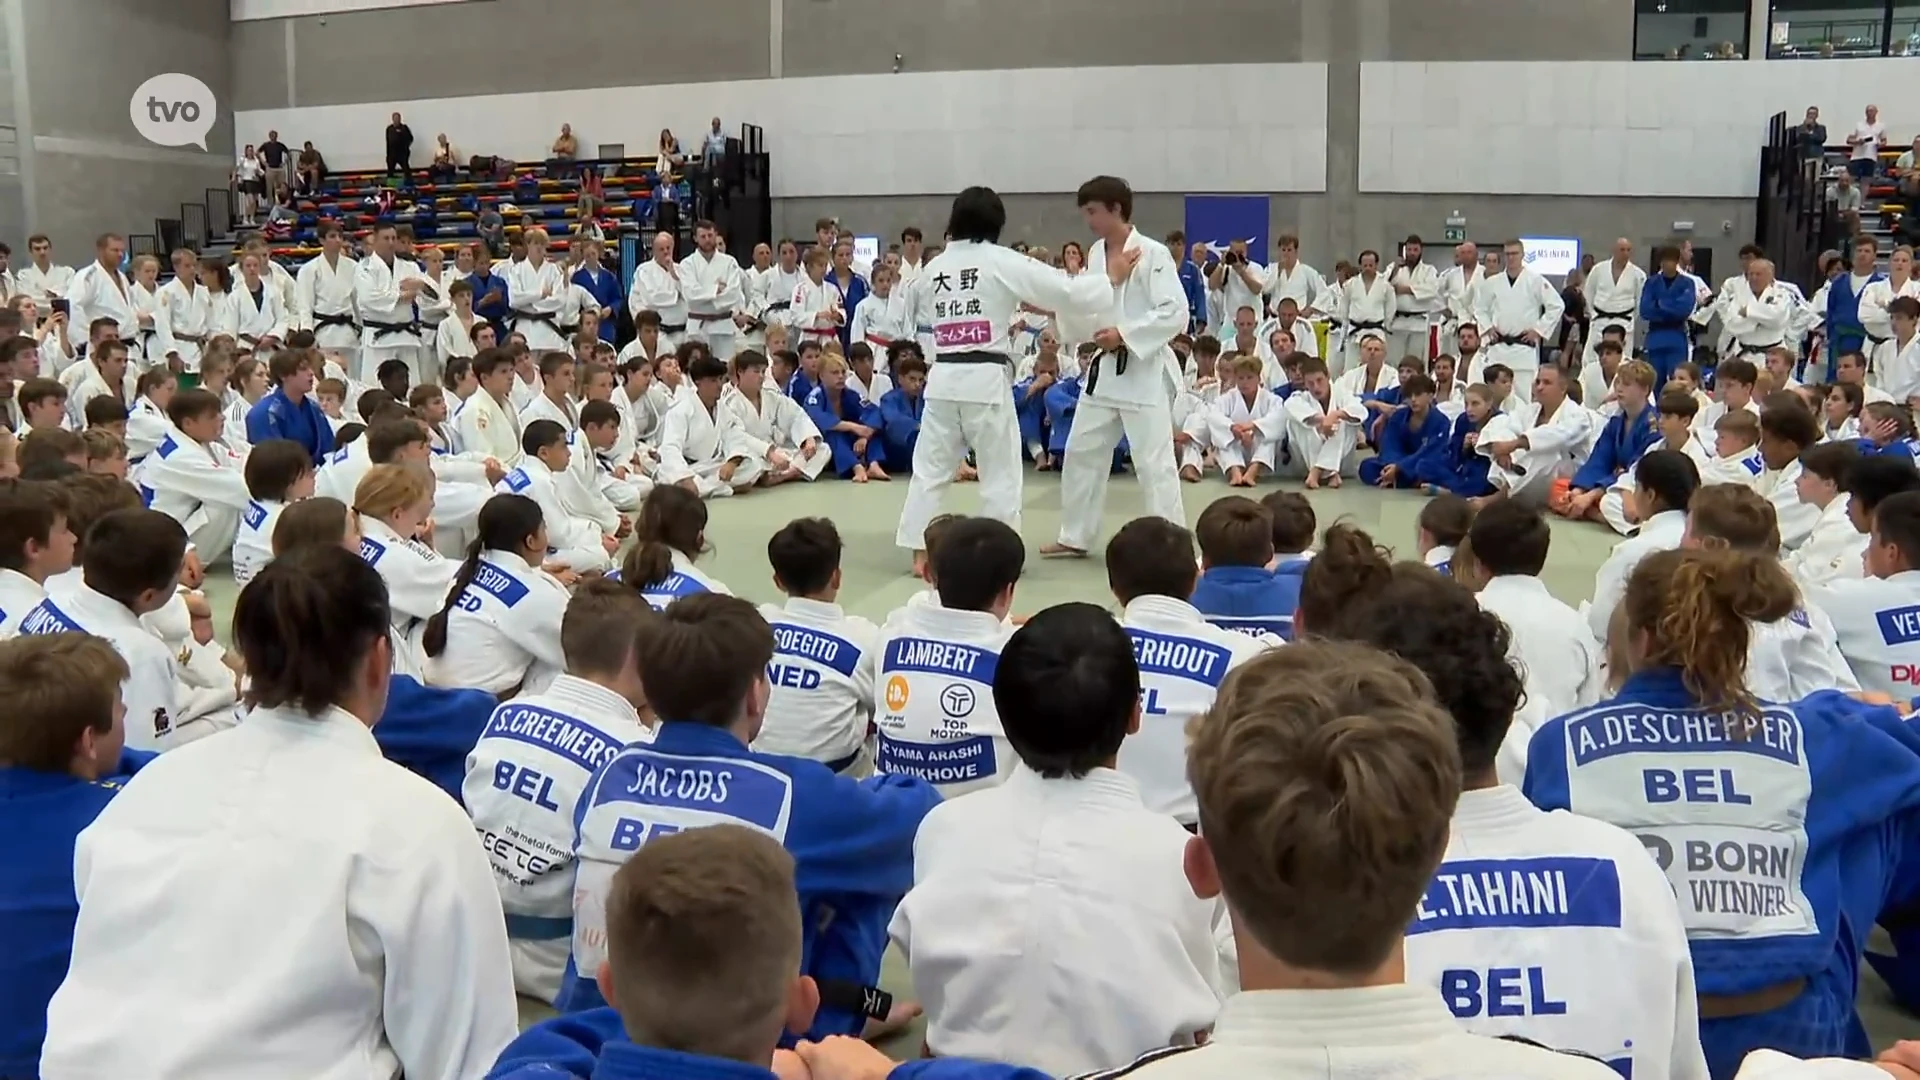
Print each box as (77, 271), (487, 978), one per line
(1443, 225), (1467, 242)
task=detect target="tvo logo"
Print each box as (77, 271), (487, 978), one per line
(130, 73), (217, 151)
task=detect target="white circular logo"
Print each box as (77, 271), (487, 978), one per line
(939, 684), (975, 718)
(130, 73), (217, 151)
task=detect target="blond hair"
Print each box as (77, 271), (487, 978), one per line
(351, 463), (432, 521)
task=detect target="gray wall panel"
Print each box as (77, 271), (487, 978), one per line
(23, 0), (230, 144)
(1386, 0), (1633, 61)
(231, 20), (289, 112)
(34, 151), (230, 255)
(287, 0), (770, 108)
(782, 0), (1303, 78)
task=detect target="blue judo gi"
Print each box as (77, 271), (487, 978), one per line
(557, 722), (942, 1043)
(1525, 671), (1920, 1079)
(1824, 271), (1883, 381)
(803, 384), (888, 477)
(0, 749), (154, 1078)
(1191, 562), (1303, 641)
(486, 1007), (1053, 1080)
(1359, 404), (1451, 488)
(1570, 404), (1661, 492)
(878, 387), (923, 472)
(572, 266), (622, 344)
(246, 385), (335, 466)
(467, 267), (513, 335)
(1640, 272), (1699, 387)
(1410, 410), (1499, 497)
(371, 674), (498, 805)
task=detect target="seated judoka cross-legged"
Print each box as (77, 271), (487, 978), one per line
(462, 580), (656, 1005)
(1476, 363), (1595, 508)
(656, 352), (764, 498)
(1207, 355), (1286, 487)
(892, 602), (1228, 1076)
(1279, 355), (1363, 489)
(140, 388), (251, 567)
(574, 399), (651, 512)
(725, 350), (831, 484)
(497, 419), (619, 572)
(559, 593), (943, 1042)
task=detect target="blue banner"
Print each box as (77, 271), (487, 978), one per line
(1183, 195), (1270, 259)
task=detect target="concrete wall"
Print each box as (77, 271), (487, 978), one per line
(9, 0), (232, 255)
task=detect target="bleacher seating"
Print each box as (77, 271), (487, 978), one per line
(262, 155), (680, 269)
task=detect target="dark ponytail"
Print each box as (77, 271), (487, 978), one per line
(1634, 449), (1701, 515)
(1626, 547), (1796, 720)
(422, 493), (545, 657)
(622, 485), (709, 591)
(235, 545), (390, 714)
(1296, 522), (1394, 635)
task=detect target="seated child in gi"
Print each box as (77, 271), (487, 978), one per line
(1414, 494), (1473, 574)
(1174, 335), (1224, 482)
(867, 516), (1023, 798)
(803, 353), (890, 483)
(1109, 515), (1276, 823)
(656, 351), (762, 498)
(1189, 495), (1297, 640)
(573, 399), (652, 511)
(351, 463), (457, 680)
(725, 350), (831, 484)
(140, 388), (252, 563)
(614, 483), (732, 609)
(878, 349), (927, 474)
(1280, 356), (1363, 489)
(1559, 359), (1661, 524)
(1208, 355), (1286, 487)
(1360, 373), (1450, 489)
(232, 438), (316, 587)
(1014, 348), (1066, 470)
(421, 492), (569, 697)
(498, 419), (619, 573)
(0, 480), (76, 636)
(1600, 389), (1712, 536)
(0, 634), (152, 1079)
(892, 602), (1228, 1075)
(753, 517), (879, 775)
(79, 429), (126, 480)
(16, 509), (189, 752)
(462, 579), (655, 1003)
(558, 594), (943, 1040)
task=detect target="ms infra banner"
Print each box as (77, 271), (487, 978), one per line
(1182, 195), (1270, 258)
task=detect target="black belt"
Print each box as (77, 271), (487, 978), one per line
(1488, 333), (1535, 347)
(939, 349), (1012, 367)
(518, 311), (560, 330)
(366, 318), (420, 340)
(239, 333), (264, 346)
(1349, 320), (1385, 330)
(314, 311), (358, 330)
(764, 300), (791, 313)
(1085, 347), (1130, 396)
(1867, 332), (1890, 345)
(824, 747), (862, 774)
(1594, 308), (1634, 320)
(1648, 320), (1686, 333)
(659, 322), (687, 333)
(1736, 340), (1782, 356)
(174, 332), (207, 345)
(816, 979), (893, 1022)
(558, 322), (580, 337)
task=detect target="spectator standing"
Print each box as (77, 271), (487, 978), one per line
(1847, 104), (1886, 181)
(1796, 106), (1829, 162)
(550, 124), (577, 163)
(234, 144), (265, 227)
(258, 131), (289, 197)
(430, 134), (458, 184)
(385, 111), (414, 182)
(702, 117), (727, 162)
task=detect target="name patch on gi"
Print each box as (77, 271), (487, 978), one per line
(484, 703), (624, 772)
(243, 500), (269, 531)
(770, 623), (862, 678)
(875, 733), (995, 785)
(883, 636), (997, 682)
(1410, 857), (1624, 933)
(1128, 629), (1232, 686)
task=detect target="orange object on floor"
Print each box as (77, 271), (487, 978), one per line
(1545, 476), (1574, 515)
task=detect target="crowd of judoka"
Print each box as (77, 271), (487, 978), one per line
(14, 203), (1920, 1080)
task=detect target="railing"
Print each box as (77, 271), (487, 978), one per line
(1756, 110), (1839, 294)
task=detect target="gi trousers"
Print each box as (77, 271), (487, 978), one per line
(1056, 398), (1184, 551)
(895, 397), (1023, 550)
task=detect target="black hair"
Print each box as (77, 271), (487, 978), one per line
(1846, 454), (1920, 517)
(766, 517), (841, 597)
(1634, 449), (1701, 514)
(166, 387), (223, 427)
(1876, 491), (1920, 569)
(1318, 568), (1524, 780)
(1468, 500), (1551, 577)
(685, 352), (728, 383)
(1798, 440), (1859, 486)
(244, 439), (314, 501)
(580, 399), (621, 429)
(1075, 175), (1134, 221)
(441, 355), (474, 390)
(83, 396), (128, 429)
(235, 544), (392, 713)
(623, 484), (709, 590)
(946, 186), (1006, 244)
(1105, 516), (1199, 603)
(422, 493), (546, 658)
(933, 517), (1024, 611)
(994, 602), (1140, 778)
(81, 509), (187, 608)
(521, 418), (568, 458)
(333, 422), (367, 448)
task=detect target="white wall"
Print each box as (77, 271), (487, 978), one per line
(231, 0), (475, 20)
(1636, 12), (1750, 56)
(1358, 57), (1915, 197)
(232, 64), (1330, 198)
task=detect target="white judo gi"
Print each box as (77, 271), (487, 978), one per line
(1476, 574), (1604, 719)
(679, 248), (747, 361)
(1718, 278), (1794, 365)
(1479, 397), (1596, 507)
(1808, 569), (1920, 699)
(752, 596), (879, 770)
(158, 275), (220, 374)
(1785, 496), (1867, 589)
(296, 251), (362, 375)
(1583, 257), (1648, 365)
(227, 279), (289, 350)
(66, 262), (140, 353)
(1206, 385), (1287, 473)
(139, 427), (251, 567)
(354, 253), (427, 384)
(1051, 229), (1189, 551)
(865, 598), (1017, 797)
(496, 458), (612, 573)
(1403, 785), (1709, 1080)
(627, 257), (687, 353)
(654, 392), (764, 498)
(1338, 273), (1394, 378)
(358, 515), (459, 681)
(725, 387), (831, 480)
(464, 673), (653, 1002)
(1474, 268), (1564, 405)
(506, 256), (570, 355)
(422, 547), (569, 695)
(14, 581), (182, 752)
(1386, 258), (1442, 366)
(1281, 384), (1365, 478)
(893, 239), (1118, 551)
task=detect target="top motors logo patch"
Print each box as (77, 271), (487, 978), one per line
(939, 684), (976, 718)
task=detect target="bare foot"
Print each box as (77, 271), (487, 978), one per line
(1179, 465), (1200, 483)
(1303, 469), (1322, 490)
(867, 463), (891, 481)
(1326, 472), (1343, 489)
(1225, 467), (1243, 486)
(1038, 542), (1088, 558)
(852, 465), (869, 483)
(956, 464), (979, 482)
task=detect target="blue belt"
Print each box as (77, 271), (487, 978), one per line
(504, 912), (573, 941)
